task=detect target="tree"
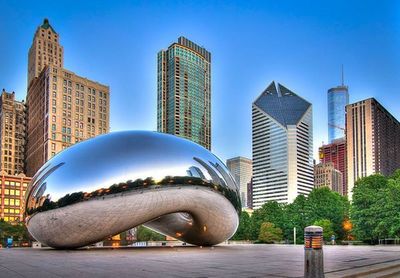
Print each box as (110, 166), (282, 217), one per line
(231, 211), (252, 240)
(244, 187), (350, 244)
(313, 219), (334, 241)
(351, 174), (387, 242)
(258, 222), (283, 243)
(250, 201), (285, 240)
(285, 195), (309, 243)
(384, 179), (400, 238)
(0, 220), (30, 246)
(136, 226), (165, 241)
(306, 187), (349, 239)
(351, 173), (400, 242)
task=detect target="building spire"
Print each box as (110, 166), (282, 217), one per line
(40, 18), (57, 34)
(341, 64), (344, 86)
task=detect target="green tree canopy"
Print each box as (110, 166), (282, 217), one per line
(250, 201), (286, 240)
(136, 226), (165, 241)
(306, 187), (349, 239)
(233, 187), (350, 243)
(285, 194), (309, 243)
(258, 222), (283, 243)
(313, 219), (334, 241)
(232, 211), (252, 240)
(0, 220), (30, 245)
(351, 173), (400, 242)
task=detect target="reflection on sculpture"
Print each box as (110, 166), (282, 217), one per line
(25, 131), (240, 249)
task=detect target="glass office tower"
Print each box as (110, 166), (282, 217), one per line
(252, 81), (313, 208)
(157, 37), (211, 150)
(328, 86), (349, 143)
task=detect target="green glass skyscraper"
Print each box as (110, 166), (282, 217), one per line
(157, 37), (211, 150)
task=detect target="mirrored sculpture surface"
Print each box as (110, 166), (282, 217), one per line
(25, 131), (240, 248)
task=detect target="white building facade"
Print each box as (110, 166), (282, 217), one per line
(252, 81), (314, 209)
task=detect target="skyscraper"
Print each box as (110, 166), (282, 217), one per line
(319, 138), (347, 195)
(26, 20), (110, 176)
(157, 37), (211, 150)
(252, 81), (313, 208)
(0, 89), (26, 175)
(314, 162), (343, 195)
(226, 156), (252, 208)
(327, 84), (349, 143)
(346, 98), (400, 199)
(28, 18), (64, 87)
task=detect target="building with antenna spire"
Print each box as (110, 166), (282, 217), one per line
(327, 67), (349, 143)
(317, 67), (349, 196)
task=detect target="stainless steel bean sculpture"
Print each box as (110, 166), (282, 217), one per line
(25, 131), (240, 249)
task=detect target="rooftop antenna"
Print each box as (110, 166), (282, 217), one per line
(341, 64), (344, 86)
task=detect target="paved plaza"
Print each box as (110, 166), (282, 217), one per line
(1, 244), (400, 277)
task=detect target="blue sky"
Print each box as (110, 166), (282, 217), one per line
(0, 0), (399, 162)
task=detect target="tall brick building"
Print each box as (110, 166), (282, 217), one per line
(26, 19), (110, 176)
(346, 98), (400, 199)
(0, 90), (26, 175)
(314, 162), (343, 195)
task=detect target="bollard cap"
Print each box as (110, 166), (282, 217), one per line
(305, 226), (323, 234)
(304, 226), (323, 249)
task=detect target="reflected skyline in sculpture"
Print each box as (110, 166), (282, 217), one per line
(25, 131), (240, 249)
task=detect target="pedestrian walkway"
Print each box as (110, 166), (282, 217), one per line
(0, 244), (399, 277)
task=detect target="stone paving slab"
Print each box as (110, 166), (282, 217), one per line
(0, 244), (400, 277)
